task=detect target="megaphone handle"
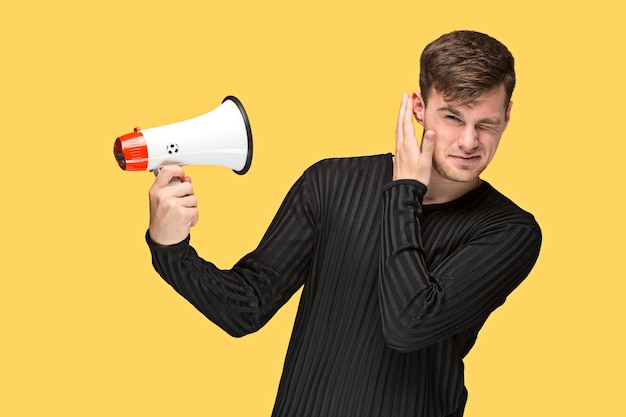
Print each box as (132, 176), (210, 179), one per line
(153, 166), (182, 185)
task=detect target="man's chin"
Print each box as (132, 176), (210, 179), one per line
(434, 165), (483, 184)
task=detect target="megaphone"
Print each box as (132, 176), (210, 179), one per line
(114, 95), (252, 175)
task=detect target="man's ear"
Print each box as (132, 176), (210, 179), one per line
(504, 101), (513, 129)
(412, 91), (425, 126)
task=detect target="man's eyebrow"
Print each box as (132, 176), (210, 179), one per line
(476, 117), (502, 126)
(437, 106), (462, 116)
(436, 106), (502, 125)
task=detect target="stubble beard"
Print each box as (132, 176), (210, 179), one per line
(432, 157), (484, 184)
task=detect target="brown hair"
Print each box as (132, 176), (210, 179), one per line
(419, 30), (515, 108)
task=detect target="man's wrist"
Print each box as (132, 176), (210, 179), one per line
(146, 230), (190, 249)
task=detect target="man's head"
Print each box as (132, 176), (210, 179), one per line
(419, 30), (515, 109)
(410, 31), (516, 189)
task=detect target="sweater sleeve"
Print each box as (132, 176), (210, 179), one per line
(379, 181), (542, 352)
(147, 171), (317, 337)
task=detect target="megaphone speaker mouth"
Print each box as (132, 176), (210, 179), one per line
(223, 95), (253, 175)
(114, 130), (148, 171)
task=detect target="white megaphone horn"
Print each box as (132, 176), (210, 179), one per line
(114, 95), (253, 175)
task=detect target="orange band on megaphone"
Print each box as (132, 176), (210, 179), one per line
(114, 131), (148, 171)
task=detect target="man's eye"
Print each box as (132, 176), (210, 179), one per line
(477, 124), (497, 132)
(445, 115), (461, 123)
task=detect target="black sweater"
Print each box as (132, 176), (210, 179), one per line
(147, 154), (542, 417)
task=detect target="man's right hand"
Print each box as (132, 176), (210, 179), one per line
(393, 93), (435, 186)
(148, 165), (199, 246)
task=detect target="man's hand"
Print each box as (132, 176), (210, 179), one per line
(148, 165), (198, 246)
(393, 93), (435, 186)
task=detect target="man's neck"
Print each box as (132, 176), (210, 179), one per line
(423, 177), (483, 205)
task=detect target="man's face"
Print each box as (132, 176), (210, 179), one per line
(414, 85), (511, 185)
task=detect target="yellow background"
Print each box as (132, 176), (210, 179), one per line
(1, 0), (623, 415)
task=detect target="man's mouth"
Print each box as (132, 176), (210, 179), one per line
(450, 155), (481, 164)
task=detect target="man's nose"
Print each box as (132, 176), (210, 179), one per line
(458, 125), (478, 151)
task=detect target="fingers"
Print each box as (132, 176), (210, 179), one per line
(395, 93), (419, 163)
(148, 165), (199, 245)
(154, 165), (186, 187)
(396, 93), (408, 141)
(402, 94), (416, 143)
(395, 93), (415, 145)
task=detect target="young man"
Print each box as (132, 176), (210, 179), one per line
(146, 31), (542, 417)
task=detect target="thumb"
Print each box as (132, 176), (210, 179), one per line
(421, 130), (436, 158)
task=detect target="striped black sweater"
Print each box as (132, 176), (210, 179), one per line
(147, 153), (542, 417)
